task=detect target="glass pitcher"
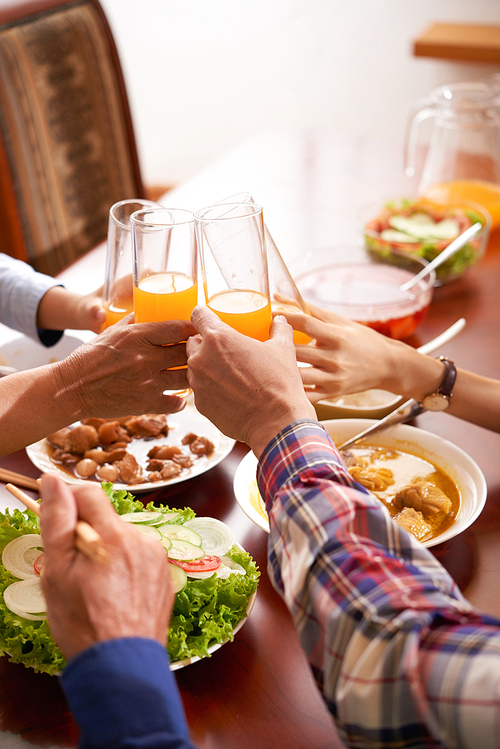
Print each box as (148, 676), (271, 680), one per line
(404, 81), (500, 229)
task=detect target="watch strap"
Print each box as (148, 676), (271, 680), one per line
(436, 356), (457, 398)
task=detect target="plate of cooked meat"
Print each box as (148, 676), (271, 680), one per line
(26, 395), (235, 492)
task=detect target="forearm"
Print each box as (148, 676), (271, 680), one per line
(62, 639), (195, 749)
(381, 346), (500, 432)
(259, 421), (500, 747)
(0, 363), (82, 455)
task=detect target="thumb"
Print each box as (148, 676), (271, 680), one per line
(191, 305), (227, 335)
(269, 314), (294, 346)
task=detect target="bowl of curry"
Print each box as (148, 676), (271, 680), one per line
(325, 419), (487, 547)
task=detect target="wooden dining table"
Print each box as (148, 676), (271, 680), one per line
(1, 129), (500, 749)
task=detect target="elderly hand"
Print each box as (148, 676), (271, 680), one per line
(187, 307), (316, 457)
(40, 475), (174, 660)
(55, 315), (197, 420)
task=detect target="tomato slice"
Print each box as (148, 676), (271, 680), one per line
(33, 553), (45, 577)
(170, 555), (221, 573)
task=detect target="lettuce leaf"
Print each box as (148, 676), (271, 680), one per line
(0, 485), (259, 675)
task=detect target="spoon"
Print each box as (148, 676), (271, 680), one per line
(399, 222), (483, 292)
(337, 398), (424, 451)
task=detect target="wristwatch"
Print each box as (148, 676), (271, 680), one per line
(420, 356), (457, 412)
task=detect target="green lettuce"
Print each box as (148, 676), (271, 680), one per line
(0, 485), (259, 675)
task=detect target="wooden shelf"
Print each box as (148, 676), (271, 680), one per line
(413, 23), (500, 63)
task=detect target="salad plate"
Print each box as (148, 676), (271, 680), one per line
(26, 396), (235, 493)
(0, 486), (259, 675)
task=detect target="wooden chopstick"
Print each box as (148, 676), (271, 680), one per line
(5, 484), (109, 564)
(0, 468), (39, 491)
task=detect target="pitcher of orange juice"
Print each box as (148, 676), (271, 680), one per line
(405, 81), (500, 229)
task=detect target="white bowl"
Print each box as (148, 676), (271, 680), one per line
(324, 418), (487, 547)
(314, 390), (404, 421)
(233, 419), (487, 548)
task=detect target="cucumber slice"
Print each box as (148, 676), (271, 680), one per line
(135, 525), (161, 540)
(153, 511), (181, 525)
(158, 525), (202, 546)
(160, 537), (172, 552)
(120, 511), (164, 525)
(168, 563), (187, 593)
(167, 538), (204, 561)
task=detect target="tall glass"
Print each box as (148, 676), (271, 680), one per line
(195, 202), (271, 341)
(103, 198), (160, 329)
(131, 208), (198, 324)
(214, 193), (311, 344)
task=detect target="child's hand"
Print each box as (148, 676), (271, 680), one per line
(37, 286), (106, 334)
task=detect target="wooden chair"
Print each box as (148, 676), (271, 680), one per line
(0, 0), (144, 275)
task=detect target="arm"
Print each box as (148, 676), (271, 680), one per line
(282, 304), (500, 432)
(0, 318), (195, 456)
(36, 284), (106, 335)
(187, 307), (500, 748)
(40, 475), (195, 749)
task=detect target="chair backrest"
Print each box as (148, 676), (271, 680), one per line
(0, 0), (144, 275)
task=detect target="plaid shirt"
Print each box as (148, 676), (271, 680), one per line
(258, 420), (500, 749)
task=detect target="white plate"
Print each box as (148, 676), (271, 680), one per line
(26, 396), (235, 493)
(232, 419), (487, 547)
(170, 591), (256, 671)
(0, 331), (87, 371)
(233, 451), (269, 533)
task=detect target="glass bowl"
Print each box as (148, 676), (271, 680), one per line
(289, 244), (435, 340)
(358, 197), (492, 285)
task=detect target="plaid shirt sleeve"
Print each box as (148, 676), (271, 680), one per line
(257, 420), (500, 749)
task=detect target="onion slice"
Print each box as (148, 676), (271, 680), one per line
(184, 517), (235, 557)
(2, 535), (44, 579)
(3, 578), (46, 620)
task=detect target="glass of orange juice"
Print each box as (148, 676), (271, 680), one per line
(103, 198), (160, 329)
(131, 207), (198, 395)
(214, 193), (312, 345)
(194, 202), (272, 341)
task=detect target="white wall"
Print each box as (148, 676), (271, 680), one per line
(100, 0), (500, 187)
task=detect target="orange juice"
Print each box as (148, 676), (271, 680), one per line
(134, 273), (197, 322)
(424, 180), (500, 229)
(208, 289), (271, 341)
(103, 297), (134, 329)
(271, 302), (312, 344)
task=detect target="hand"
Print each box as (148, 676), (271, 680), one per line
(280, 303), (418, 403)
(54, 316), (197, 420)
(36, 286), (106, 334)
(39, 475), (174, 660)
(187, 307), (316, 457)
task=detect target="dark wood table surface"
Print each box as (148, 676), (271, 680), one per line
(1, 129), (500, 749)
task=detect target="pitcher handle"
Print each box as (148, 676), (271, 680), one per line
(404, 97), (435, 178)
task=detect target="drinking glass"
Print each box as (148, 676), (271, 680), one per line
(214, 193), (312, 344)
(195, 202), (271, 341)
(131, 208), (198, 323)
(103, 198), (160, 329)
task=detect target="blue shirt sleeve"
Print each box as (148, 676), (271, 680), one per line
(0, 253), (64, 346)
(61, 638), (196, 749)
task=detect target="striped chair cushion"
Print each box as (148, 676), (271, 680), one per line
(0, 1), (142, 275)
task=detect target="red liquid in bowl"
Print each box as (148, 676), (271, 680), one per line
(296, 263), (433, 340)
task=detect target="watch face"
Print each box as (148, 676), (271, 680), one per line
(422, 393), (450, 412)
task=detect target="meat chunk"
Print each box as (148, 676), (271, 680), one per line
(124, 415), (169, 439)
(147, 444), (181, 460)
(98, 421), (131, 446)
(66, 425), (99, 453)
(394, 480), (453, 516)
(114, 453), (143, 484)
(393, 507), (432, 542)
(349, 465), (394, 492)
(51, 448), (82, 465)
(160, 461), (182, 480)
(47, 427), (72, 450)
(172, 453), (193, 468)
(188, 436), (215, 456)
